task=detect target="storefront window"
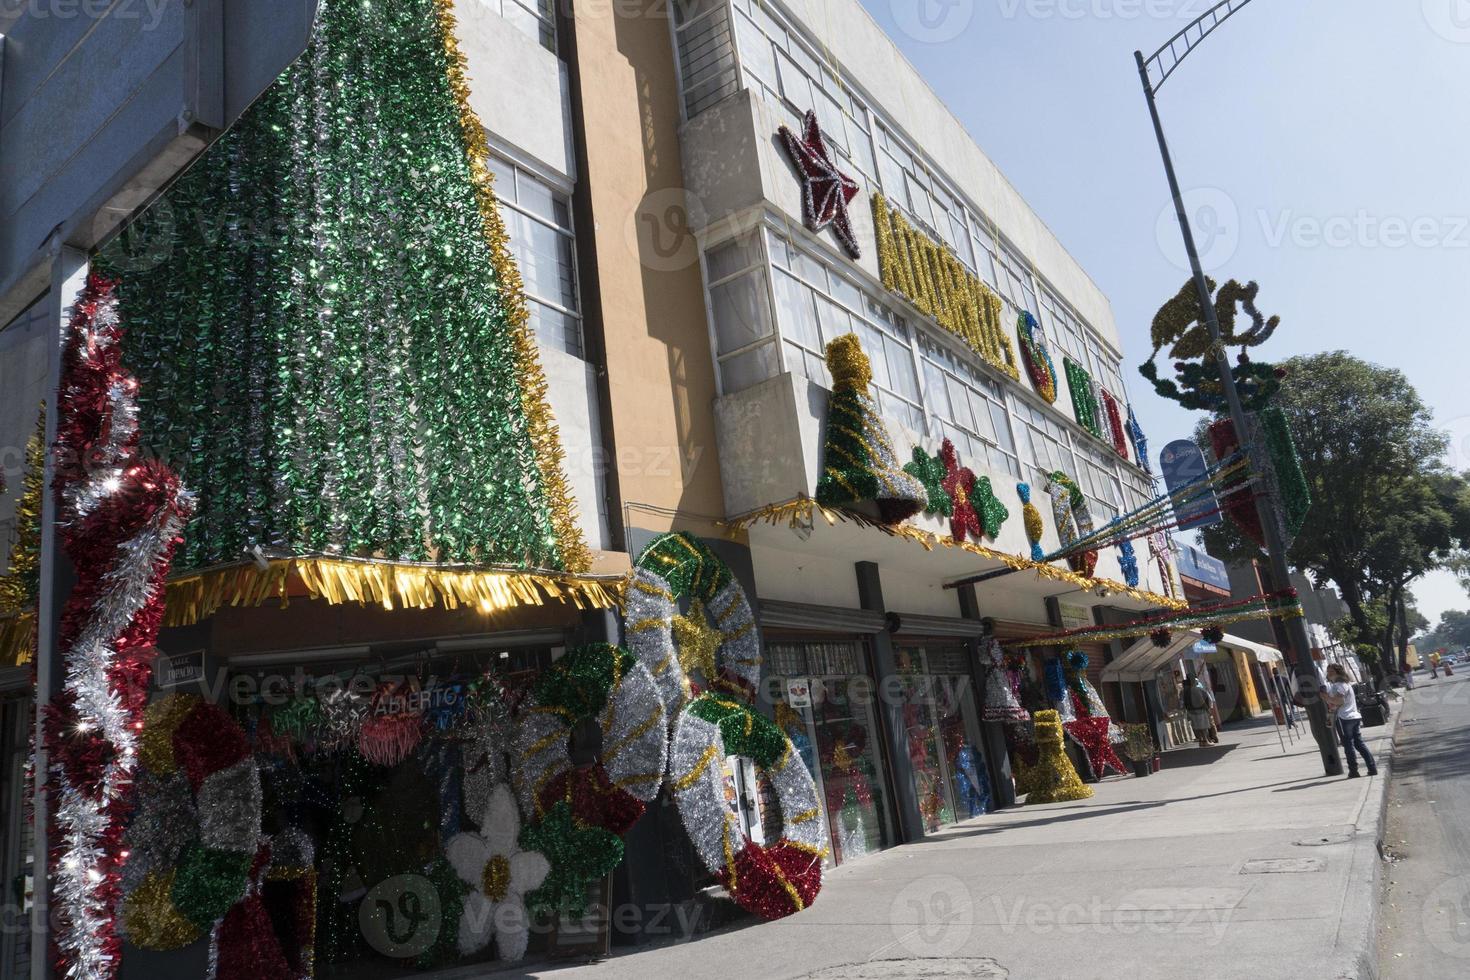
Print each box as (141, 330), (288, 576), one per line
(894, 643), (989, 831)
(766, 639), (895, 865)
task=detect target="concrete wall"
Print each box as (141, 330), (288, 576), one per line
(458, 0), (574, 178)
(570, 3), (727, 530)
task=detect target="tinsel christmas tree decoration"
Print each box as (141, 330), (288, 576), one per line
(776, 109), (861, 259)
(981, 639), (1029, 723)
(1022, 710), (1093, 804)
(445, 784), (551, 961)
(669, 694), (826, 919)
(814, 334), (927, 525)
(42, 275), (196, 980)
(94, 0), (593, 604)
(0, 404), (44, 666)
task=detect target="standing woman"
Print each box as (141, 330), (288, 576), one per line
(1180, 674), (1213, 749)
(1323, 663), (1378, 778)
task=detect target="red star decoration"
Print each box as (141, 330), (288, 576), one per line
(939, 438), (982, 543)
(776, 110), (861, 259)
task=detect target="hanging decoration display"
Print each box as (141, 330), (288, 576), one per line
(1201, 625), (1225, 644)
(940, 439), (1008, 542)
(813, 334), (927, 525)
(1010, 589), (1303, 648)
(668, 694), (825, 919)
(1022, 710), (1093, 803)
(1045, 471), (1098, 577)
(1063, 358), (1103, 439)
(43, 275), (196, 980)
(1016, 312), (1058, 403)
(94, 0), (591, 588)
(1117, 538), (1140, 588)
(902, 446), (954, 518)
(871, 193), (1020, 380)
(981, 638), (1029, 723)
(1042, 657), (1076, 723)
(1139, 278), (1284, 412)
(1126, 403), (1151, 475)
(513, 643), (667, 835)
(1258, 406), (1312, 540)
(1017, 483), (1046, 561)
(119, 695), (261, 953)
(776, 109), (861, 259)
(625, 531), (761, 711)
(445, 784), (550, 961)
(0, 404), (44, 666)
(1207, 418), (1263, 547)
(726, 496), (1184, 610)
(1100, 390), (1130, 459)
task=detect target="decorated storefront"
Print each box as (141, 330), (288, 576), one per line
(891, 642), (991, 831)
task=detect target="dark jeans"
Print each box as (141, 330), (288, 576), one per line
(1336, 718), (1377, 775)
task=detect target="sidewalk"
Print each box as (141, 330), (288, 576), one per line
(513, 712), (1394, 980)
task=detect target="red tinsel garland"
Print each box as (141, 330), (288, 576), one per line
(1208, 418), (1264, 546)
(1101, 390), (1130, 459)
(42, 274), (194, 980)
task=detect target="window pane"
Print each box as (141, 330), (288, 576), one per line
(517, 172), (560, 225)
(720, 342), (779, 392)
(815, 295), (853, 346)
(775, 48), (813, 110)
(489, 155), (516, 200)
(883, 335), (919, 401)
(988, 404), (1015, 455)
(733, 12), (776, 89)
(710, 271), (773, 354)
(829, 272), (864, 314)
(707, 238), (761, 282)
(945, 377), (973, 431)
(773, 270), (820, 349)
(923, 361), (951, 418)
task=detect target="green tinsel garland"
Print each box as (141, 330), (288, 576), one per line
(1259, 406), (1311, 536)
(530, 643), (632, 721)
(95, 0), (581, 572)
(687, 694), (789, 769)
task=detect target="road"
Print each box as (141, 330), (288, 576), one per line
(1379, 668), (1470, 977)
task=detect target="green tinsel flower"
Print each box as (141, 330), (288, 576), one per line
(519, 801), (623, 918)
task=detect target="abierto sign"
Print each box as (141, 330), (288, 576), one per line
(0, 0), (317, 323)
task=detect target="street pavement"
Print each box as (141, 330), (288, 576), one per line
(1379, 668), (1470, 977)
(484, 708), (1395, 980)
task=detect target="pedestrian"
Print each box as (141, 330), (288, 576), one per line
(1180, 674), (1213, 749)
(1322, 663), (1377, 778)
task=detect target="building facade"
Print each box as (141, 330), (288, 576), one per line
(0, 0), (1182, 975)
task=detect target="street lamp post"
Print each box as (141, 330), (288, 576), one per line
(1134, 1), (1344, 776)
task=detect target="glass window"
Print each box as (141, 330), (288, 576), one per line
(493, 155), (583, 358)
(710, 272), (773, 355)
(719, 340), (779, 393)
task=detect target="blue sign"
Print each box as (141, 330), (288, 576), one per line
(1159, 439), (1221, 531)
(1176, 543), (1231, 591)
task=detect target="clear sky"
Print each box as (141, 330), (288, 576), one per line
(857, 0), (1470, 627)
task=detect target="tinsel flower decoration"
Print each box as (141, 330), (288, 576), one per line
(1201, 625), (1224, 644)
(1150, 628), (1173, 648)
(445, 784), (551, 961)
(519, 801), (624, 919)
(902, 445), (953, 518)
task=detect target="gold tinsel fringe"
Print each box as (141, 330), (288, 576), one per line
(0, 612), (34, 668)
(724, 497), (1187, 610)
(160, 556), (624, 628)
(432, 0), (592, 574)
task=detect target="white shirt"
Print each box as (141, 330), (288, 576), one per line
(1325, 681), (1360, 721)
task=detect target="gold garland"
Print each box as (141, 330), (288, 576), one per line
(1009, 603), (1303, 648)
(433, 0), (591, 574)
(0, 612), (34, 669)
(160, 556), (624, 628)
(872, 194), (1019, 380)
(723, 497), (1185, 609)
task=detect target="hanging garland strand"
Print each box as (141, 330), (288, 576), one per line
(43, 275), (196, 980)
(1009, 589), (1303, 648)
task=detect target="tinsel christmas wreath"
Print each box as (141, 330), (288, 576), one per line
(625, 532), (761, 712)
(514, 643), (667, 834)
(669, 694), (827, 920)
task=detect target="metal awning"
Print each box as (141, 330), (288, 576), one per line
(1216, 632), (1283, 663)
(1100, 631), (1200, 682)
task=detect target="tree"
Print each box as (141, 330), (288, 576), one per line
(1196, 352), (1470, 678)
(1419, 609), (1470, 651)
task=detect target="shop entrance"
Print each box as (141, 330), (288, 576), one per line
(893, 642), (989, 832)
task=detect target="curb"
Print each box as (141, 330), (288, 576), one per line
(1331, 704), (1399, 980)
